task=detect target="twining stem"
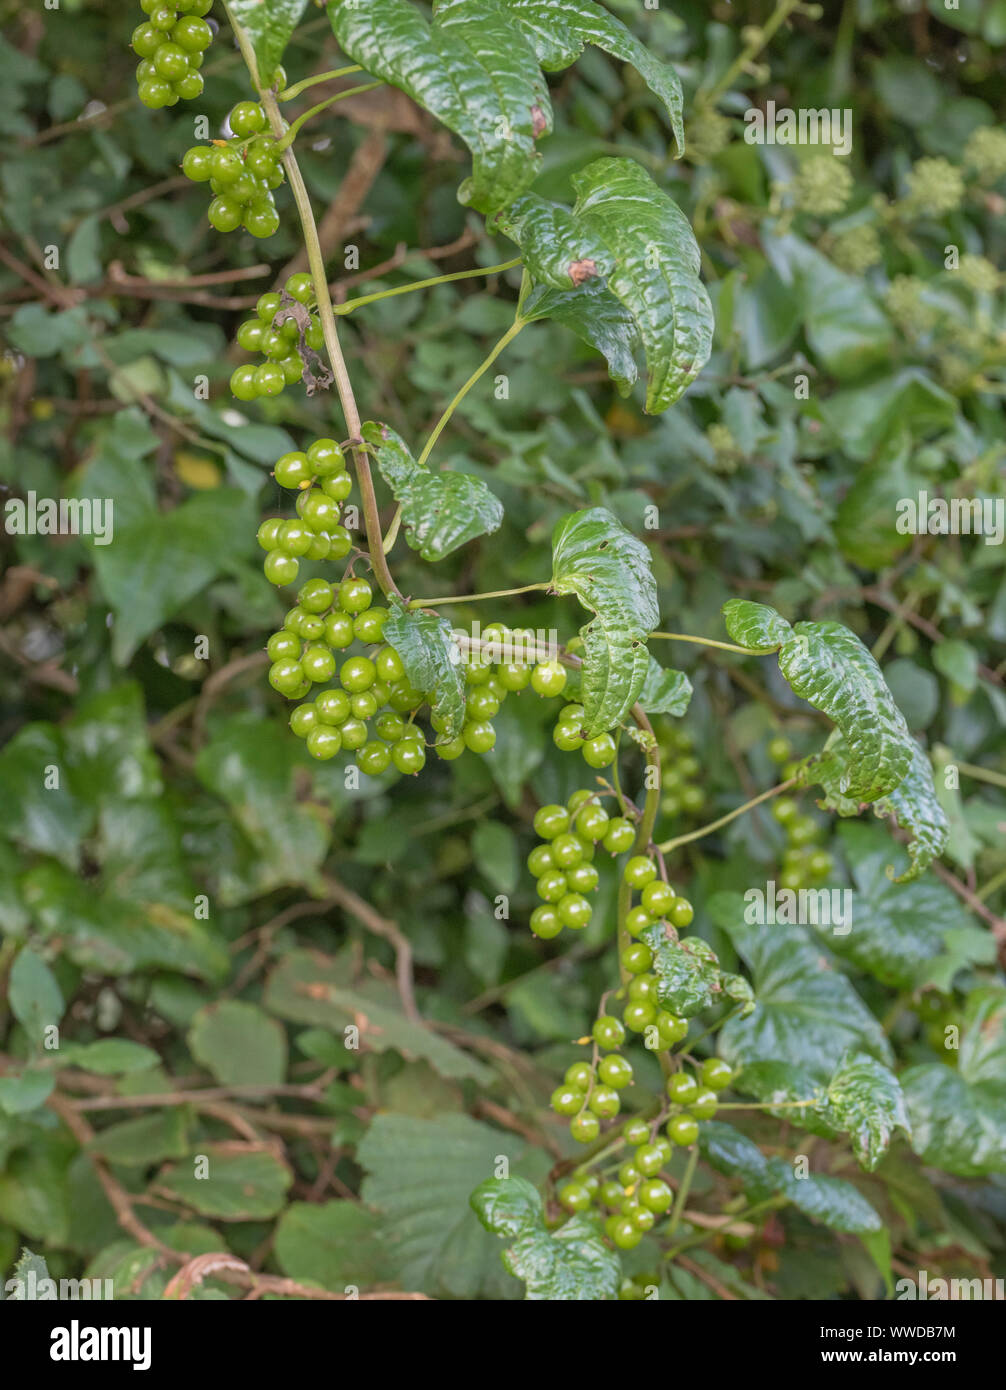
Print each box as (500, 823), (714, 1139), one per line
(667, 1145), (699, 1240)
(275, 82), (383, 151)
(650, 631), (751, 656)
(416, 318), (526, 468)
(337, 259), (523, 316)
(408, 583), (549, 610)
(657, 778), (795, 855)
(958, 761), (1006, 791)
(278, 64), (363, 102)
(226, 8), (400, 600)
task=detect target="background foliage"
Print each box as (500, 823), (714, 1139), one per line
(1, 0), (1004, 1301)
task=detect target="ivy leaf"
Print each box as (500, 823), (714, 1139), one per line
(475, 0), (684, 151)
(825, 823), (972, 990)
(229, 0), (309, 81)
(641, 925), (721, 1017)
(824, 1053), (911, 1172)
(520, 280), (639, 397)
(710, 893), (892, 1081)
(549, 506), (658, 734)
(383, 597), (466, 741)
(722, 600), (914, 802)
(636, 657), (693, 717)
(471, 1176), (620, 1300)
(499, 158), (713, 412)
(331, 0), (550, 213)
(362, 422), (503, 561)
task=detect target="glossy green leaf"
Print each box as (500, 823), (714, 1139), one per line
(902, 1065), (1006, 1179)
(641, 924), (721, 1018)
(723, 600), (913, 802)
(733, 1060), (837, 1139)
(466, 0), (683, 150)
(471, 1175), (620, 1299)
(360, 1114), (526, 1298)
(824, 823), (971, 989)
(958, 986), (1006, 1085)
(699, 1122), (774, 1198)
(807, 735), (949, 882)
(824, 1052), (911, 1172)
(229, 0), (309, 82)
(636, 657), (693, 717)
(766, 1158), (883, 1233)
(711, 893), (892, 1081)
(362, 422), (503, 561)
(550, 506), (658, 734)
(188, 1001), (288, 1088)
(520, 280), (639, 396)
(383, 597), (467, 740)
(331, 0), (550, 213)
(500, 158), (713, 411)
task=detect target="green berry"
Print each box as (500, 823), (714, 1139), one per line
(306, 726), (342, 761)
(623, 856), (656, 889)
(640, 880), (675, 917)
(358, 741), (392, 777)
(297, 578), (333, 613)
(316, 690), (351, 726)
(602, 818), (636, 854)
(588, 1085), (620, 1119)
(565, 862), (599, 893)
(536, 871), (568, 904)
(266, 630), (300, 661)
(340, 656), (376, 693)
(463, 720), (496, 754)
(557, 893), (592, 929)
(592, 1015), (625, 1050)
(181, 145), (214, 181)
(639, 1178), (673, 1214)
(621, 942), (652, 974)
(582, 733), (617, 768)
(565, 1062), (594, 1090)
(598, 1055), (633, 1089)
(530, 904), (563, 939)
(558, 1182), (593, 1214)
(669, 897), (694, 929)
(701, 1058), (733, 1091)
(263, 550), (298, 586)
(570, 1112), (600, 1144)
(622, 1118), (649, 1146)
(339, 577), (373, 614)
(666, 1072), (699, 1105)
(689, 1088), (719, 1120)
(623, 1000), (655, 1033)
(530, 661), (567, 697)
(230, 100), (266, 137)
(666, 1114), (699, 1147)
(533, 804), (570, 840)
(574, 804), (609, 841)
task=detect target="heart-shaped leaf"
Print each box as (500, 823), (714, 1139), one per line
(383, 597), (467, 740)
(723, 599), (914, 802)
(331, 0), (551, 213)
(499, 158), (713, 412)
(362, 422), (503, 561)
(549, 506), (658, 734)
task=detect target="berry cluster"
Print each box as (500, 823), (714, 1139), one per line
(229, 278), (325, 401)
(554, 1056), (733, 1250)
(433, 642), (573, 761)
(526, 790), (617, 940)
(550, 703), (618, 768)
(181, 102), (283, 241)
(132, 0), (213, 109)
(659, 724), (705, 820)
(265, 572), (428, 775)
(258, 439), (353, 588)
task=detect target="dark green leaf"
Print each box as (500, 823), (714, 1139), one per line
(331, 0), (550, 213)
(274, 1201), (389, 1290)
(641, 924), (721, 1017)
(824, 1053), (911, 1172)
(229, 0), (309, 81)
(153, 1147), (292, 1221)
(636, 656), (692, 717)
(383, 597), (467, 740)
(362, 422), (503, 561)
(550, 505), (658, 733)
(520, 280), (639, 396)
(766, 1158), (883, 1233)
(500, 158), (713, 411)
(188, 1001), (288, 1088)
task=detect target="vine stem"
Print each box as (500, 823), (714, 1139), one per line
(650, 631), (751, 656)
(416, 318), (526, 468)
(666, 1145), (699, 1240)
(408, 583), (549, 609)
(617, 704), (661, 988)
(225, 7), (400, 600)
(656, 777), (795, 855)
(337, 259), (523, 316)
(278, 64), (363, 102)
(275, 82), (383, 151)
